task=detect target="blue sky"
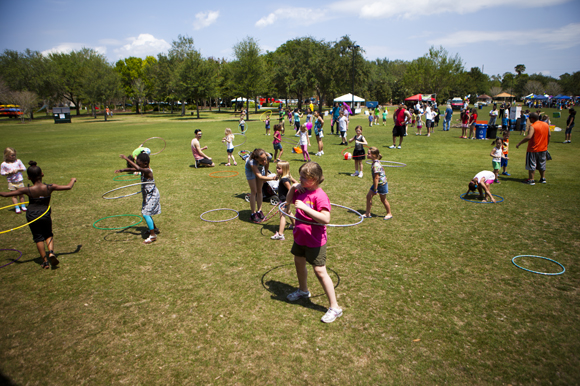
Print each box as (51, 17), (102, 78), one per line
(2, 0), (579, 78)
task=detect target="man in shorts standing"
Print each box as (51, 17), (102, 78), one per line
(390, 103), (411, 149)
(516, 112), (550, 185)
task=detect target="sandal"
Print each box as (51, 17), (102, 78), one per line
(48, 253), (59, 267)
(384, 215), (393, 221)
(362, 214), (372, 218)
(144, 235), (157, 244)
(41, 261), (50, 269)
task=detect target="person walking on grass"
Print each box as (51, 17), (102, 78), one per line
(349, 126), (367, 178)
(0, 161), (76, 268)
(516, 112), (550, 185)
(443, 104), (453, 131)
(1, 148), (27, 214)
(363, 147), (393, 220)
(564, 107), (575, 143)
(285, 162), (342, 323)
(313, 111), (325, 156)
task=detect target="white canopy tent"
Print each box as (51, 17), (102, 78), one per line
(334, 93), (365, 103)
(232, 97), (248, 102)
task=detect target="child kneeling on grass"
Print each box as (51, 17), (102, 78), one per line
(285, 162), (342, 323)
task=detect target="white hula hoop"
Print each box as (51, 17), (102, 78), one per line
(102, 182), (155, 200)
(141, 137), (166, 155)
(232, 133), (247, 148)
(200, 208), (240, 223)
(279, 202), (364, 227)
(365, 160), (407, 167)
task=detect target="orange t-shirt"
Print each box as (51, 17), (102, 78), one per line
(527, 121), (550, 153)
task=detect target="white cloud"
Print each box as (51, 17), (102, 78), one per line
(114, 34), (171, 58)
(193, 10), (219, 30)
(255, 7), (326, 28)
(332, 0), (571, 19)
(428, 23), (580, 50)
(42, 43), (84, 56)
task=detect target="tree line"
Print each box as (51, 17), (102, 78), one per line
(1, 35), (579, 120)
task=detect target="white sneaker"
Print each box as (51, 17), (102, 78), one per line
(389, 145), (395, 149)
(358, 172), (363, 178)
(287, 289), (311, 301)
(350, 172), (359, 177)
(397, 146), (401, 149)
(271, 233), (285, 240)
(320, 151), (324, 155)
(15, 207), (21, 214)
(321, 307), (343, 323)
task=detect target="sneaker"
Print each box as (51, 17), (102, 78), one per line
(539, 178), (546, 184)
(501, 172), (511, 176)
(397, 146), (401, 149)
(271, 233), (285, 240)
(494, 179), (501, 184)
(524, 179), (536, 185)
(287, 289), (311, 301)
(320, 150), (324, 155)
(321, 307), (343, 323)
(15, 207), (21, 214)
(257, 211), (265, 220)
(350, 172), (358, 177)
(20, 205), (27, 212)
(389, 145), (395, 149)
(358, 172), (363, 178)
(250, 213), (259, 223)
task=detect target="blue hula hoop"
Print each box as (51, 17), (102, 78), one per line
(460, 193), (504, 204)
(512, 255), (565, 276)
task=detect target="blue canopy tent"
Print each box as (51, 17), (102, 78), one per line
(553, 94), (572, 100)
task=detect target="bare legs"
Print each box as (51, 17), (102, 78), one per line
(293, 256), (339, 310)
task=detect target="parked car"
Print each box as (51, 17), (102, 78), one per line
(474, 101), (488, 107)
(451, 98), (463, 110)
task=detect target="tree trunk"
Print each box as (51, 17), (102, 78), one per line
(135, 99), (140, 114)
(196, 100), (200, 119)
(170, 101), (174, 114)
(246, 97), (250, 120)
(254, 96), (258, 113)
(209, 97), (212, 112)
(181, 102), (185, 116)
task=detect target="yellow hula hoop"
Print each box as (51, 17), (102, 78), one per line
(260, 111), (272, 122)
(0, 202), (52, 235)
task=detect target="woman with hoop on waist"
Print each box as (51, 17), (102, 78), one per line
(0, 160), (76, 269)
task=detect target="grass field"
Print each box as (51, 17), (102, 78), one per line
(1, 106), (579, 385)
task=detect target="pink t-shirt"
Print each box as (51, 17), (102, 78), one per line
(292, 188), (331, 248)
(1, 159), (25, 183)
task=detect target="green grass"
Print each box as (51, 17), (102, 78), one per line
(0, 105), (579, 385)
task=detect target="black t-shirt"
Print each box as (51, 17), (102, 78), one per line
(278, 177), (290, 202)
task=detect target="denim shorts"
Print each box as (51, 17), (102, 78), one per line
(370, 182), (388, 195)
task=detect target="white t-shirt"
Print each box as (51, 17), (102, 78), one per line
(339, 116), (347, 132)
(474, 171), (495, 182)
(491, 147), (502, 162)
(424, 107), (433, 121)
(298, 130), (309, 145)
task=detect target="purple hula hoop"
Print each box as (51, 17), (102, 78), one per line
(0, 249), (23, 268)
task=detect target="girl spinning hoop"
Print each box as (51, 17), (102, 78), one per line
(116, 153), (161, 244)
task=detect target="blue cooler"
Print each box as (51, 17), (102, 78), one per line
(475, 123), (487, 139)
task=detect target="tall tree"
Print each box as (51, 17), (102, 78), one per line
(81, 51), (120, 120)
(232, 37), (265, 119)
(515, 64), (526, 75)
(168, 35), (196, 115)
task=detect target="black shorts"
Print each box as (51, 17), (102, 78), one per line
(27, 211), (53, 243)
(196, 157), (213, 166)
(352, 148), (366, 160)
(392, 125), (406, 137)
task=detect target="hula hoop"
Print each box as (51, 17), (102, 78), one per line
(141, 137), (166, 155)
(92, 214), (143, 230)
(279, 202), (363, 227)
(460, 193), (504, 204)
(102, 182), (155, 200)
(0, 249), (23, 269)
(239, 123), (248, 134)
(0, 202), (51, 235)
(113, 174), (140, 182)
(232, 133), (247, 148)
(341, 145), (370, 155)
(260, 111), (272, 122)
(200, 208), (239, 223)
(238, 150), (250, 158)
(281, 137), (298, 146)
(365, 160), (407, 167)
(261, 204), (281, 223)
(209, 171), (239, 178)
(512, 255), (565, 276)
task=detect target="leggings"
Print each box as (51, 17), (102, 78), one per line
(301, 145), (310, 161)
(143, 215), (154, 230)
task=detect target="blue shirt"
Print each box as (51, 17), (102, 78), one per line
(445, 107), (453, 120)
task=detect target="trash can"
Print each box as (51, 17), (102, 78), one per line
(478, 104), (483, 110)
(475, 123), (487, 139)
(487, 124), (498, 139)
(53, 107), (71, 123)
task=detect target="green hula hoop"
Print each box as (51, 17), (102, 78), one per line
(113, 174), (140, 182)
(92, 214), (143, 230)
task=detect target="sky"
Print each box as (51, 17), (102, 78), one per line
(1, 0), (579, 79)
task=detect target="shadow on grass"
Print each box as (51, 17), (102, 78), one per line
(261, 263), (341, 308)
(103, 226), (150, 242)
(6, 244), (82, 270)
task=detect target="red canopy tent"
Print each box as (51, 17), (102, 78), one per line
(405, 94), (422, 101)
